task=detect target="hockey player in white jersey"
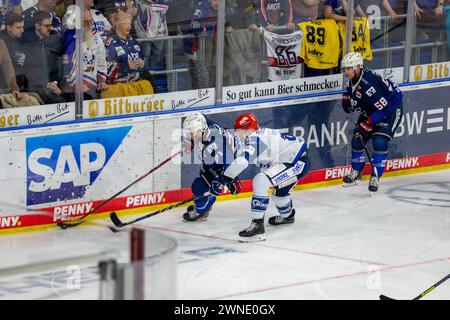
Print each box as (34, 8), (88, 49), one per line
(221, 113), (310, 242)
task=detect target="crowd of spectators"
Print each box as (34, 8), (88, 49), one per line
(0, 0), (448, 108)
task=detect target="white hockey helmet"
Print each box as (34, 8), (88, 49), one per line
(341, 52), (363, 70)
(183, 112), (208, 141)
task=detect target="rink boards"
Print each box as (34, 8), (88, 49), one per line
(0, 81), (449, 233)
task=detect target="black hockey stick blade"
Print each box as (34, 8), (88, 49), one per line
(107, 225), (121, 233)
(379, 295), (395, 300)
(108, 196), (201, 229)
(110, 211), (126, 228)
(57, 220), (83, 229)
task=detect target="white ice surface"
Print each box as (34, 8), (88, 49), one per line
(0, 170), (449, 300)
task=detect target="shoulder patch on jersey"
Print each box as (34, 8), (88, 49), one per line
(134, 45), (141, 51)
(365, 86), (377, 97)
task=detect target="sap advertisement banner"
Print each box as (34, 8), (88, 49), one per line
(26, 127), (132, 206)
(83, 88), (215, 118)
(0, 102), (75, 129)
(0, 116), (181, 228)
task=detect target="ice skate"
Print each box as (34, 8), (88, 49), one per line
(268, 209), (296, 226)
(343, 170), (362, 187)
(368, 176), (379, 193)
(183, 205), (210, 222)
(239, 219), (265, 242)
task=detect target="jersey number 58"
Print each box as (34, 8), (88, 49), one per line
(374, 97), (388, 110)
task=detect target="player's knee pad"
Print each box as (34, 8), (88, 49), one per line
(372, 135), (389, 152)
(351, 136), (365, 150)
(191, 177), (210, 197)
(271, 195), (293, 217)
(252, 173), (273, 197)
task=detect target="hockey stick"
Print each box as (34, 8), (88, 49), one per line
(380, 273), (450, 300)
(353, 121), (379, 179)
(57, 150), (182, 229)
(110, 195), (207, 229)
(356, 134), (379, 179)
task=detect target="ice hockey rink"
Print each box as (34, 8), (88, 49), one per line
(0, 169), (449, 300)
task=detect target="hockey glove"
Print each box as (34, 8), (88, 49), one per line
(359, 117), (373, 133)
(226, 178), (242, 195)
(342, 93), (352, 113)
(210, 180), (224, 196)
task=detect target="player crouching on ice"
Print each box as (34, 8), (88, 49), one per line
(182, 112), (242, 221)
(341, 52), (403, 192)
(221, 113), (310, 242)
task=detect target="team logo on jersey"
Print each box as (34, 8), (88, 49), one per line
(134, 45), (141, 52)
(26, 127), (131, 205)
(115, 46), (126, 56)
(355, 91), (362, 99)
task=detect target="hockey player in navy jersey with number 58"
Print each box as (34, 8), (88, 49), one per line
(341, 52), (403, 192)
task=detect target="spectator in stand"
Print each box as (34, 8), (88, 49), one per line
(21, 10), (65, 103)
(0, 13), (25, 79)
(355, 0), (399, 19)
(181, 0), (232, 88)
(226, 1), (259, 30)
(62, 6), (108, 100)
(292, 0), (320, 23)
(323, 0), (349, 22)
(23, 0), (62, 34)
(0, 0), (21, 28)
(0, 39), (21, 97)
(224, 1), (265, 86)
(388, 0), (407, 14)
(21, 0), (37, 11)
(251, 0), (295, 32)
(414, 0), (446, 41)
(54, 0), (72, 19)
(105, 11), (145, 84)
(96, 0), (137, 26)
(134, 0), (171, 70)
(62, 0), (112, 39)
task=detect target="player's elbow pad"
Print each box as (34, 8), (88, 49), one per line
(224, 157), (248, 180)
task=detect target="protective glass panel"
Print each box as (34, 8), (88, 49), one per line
(410, 0), (450, 82)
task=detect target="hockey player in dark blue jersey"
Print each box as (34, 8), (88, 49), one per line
(341, 52), (403, 192)
(182, 112), (242, 221)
